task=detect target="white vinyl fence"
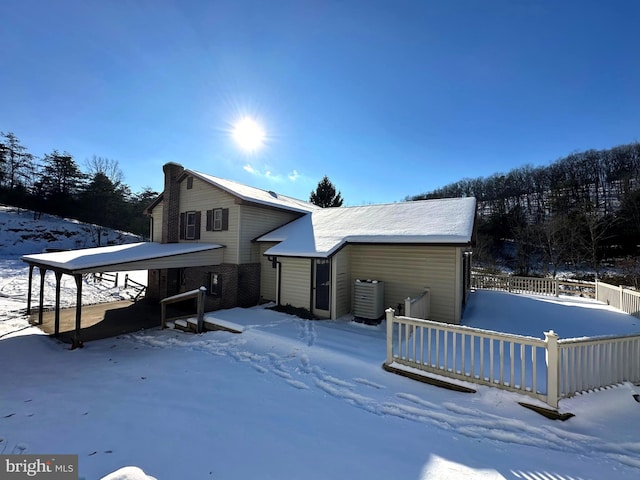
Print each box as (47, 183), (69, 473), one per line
(385, 310), (640, 409)
(472, 274), (595, 298)
(404, 289), (430, 320)
(596, 281), (640, 318)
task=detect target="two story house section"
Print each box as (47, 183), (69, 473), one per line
(144, 162), (318, 311)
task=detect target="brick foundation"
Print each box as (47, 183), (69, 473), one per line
(146, 263), (261, 311)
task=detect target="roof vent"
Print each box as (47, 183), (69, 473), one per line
(268, 190), (278, 198)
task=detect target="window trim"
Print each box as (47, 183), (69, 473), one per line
(210, 272), (222, 297)
(213, 208), (223, 231)
(206, 208), (228, 231)
(185, 211), (197, 240)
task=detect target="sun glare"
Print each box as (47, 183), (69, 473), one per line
(232, 116), (266, 152)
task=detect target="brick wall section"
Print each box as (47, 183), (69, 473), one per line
(146, 269), (162, 301)
(178, 263), (261, 311)
(238, 263), (261, 307)
(161, 162), (183, 243)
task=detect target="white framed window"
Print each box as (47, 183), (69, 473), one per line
(210, 272), (222, 296)
(186, 211), (197, 239)
(213, 208), (223, 231)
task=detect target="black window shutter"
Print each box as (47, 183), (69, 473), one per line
(222, 208), (229, 231)
(195, 211), (201, 239)
(179, 212), (186, 240)
(206, 209), (212, 231)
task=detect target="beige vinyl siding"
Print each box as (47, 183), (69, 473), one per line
(240, 205), (300, 264)
(279, 257), (311, 310)
(259, 242), (278, 302)
(348, 244), (460, 324)
(333, 248), (351, 318)
(179, 176), (240, 263)
(151, 201), (163, 242)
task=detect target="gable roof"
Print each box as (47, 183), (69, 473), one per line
(256, 197), (477, 258)
(145, 169), (319, 215)
(187, 170), (319, 214)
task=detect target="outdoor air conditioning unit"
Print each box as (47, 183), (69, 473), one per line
(353, 279), (385, 321)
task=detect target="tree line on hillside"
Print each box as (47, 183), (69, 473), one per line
(0, 132), (157, 237)
(410, 142), (640, 281)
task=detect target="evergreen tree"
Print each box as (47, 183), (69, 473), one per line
(79, 172), (123, 229)
(0, 132), (34, 191)
(37, 151), (85, 216)
(309, 176), (344, 208)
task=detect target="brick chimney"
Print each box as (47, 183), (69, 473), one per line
(161, 162), (184, 243)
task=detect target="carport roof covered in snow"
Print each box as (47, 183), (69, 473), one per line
(21, 242), (224, 347)
(21, 241), (223, 275)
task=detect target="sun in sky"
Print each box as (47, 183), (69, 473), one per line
(231, 116), (266, 152)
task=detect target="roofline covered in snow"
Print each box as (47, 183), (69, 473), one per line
(21, 242), (224, 275)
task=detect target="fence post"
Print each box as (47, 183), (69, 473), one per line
(404, 297), (411, 318)
(545, 330), (559, 409)
(385, 308), (395, 365)
(554, 278), (559, 297)
(124, 274), (129, 288)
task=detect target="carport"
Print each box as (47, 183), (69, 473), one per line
(21, 242), (223, 347)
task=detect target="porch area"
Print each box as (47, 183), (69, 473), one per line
(386, 277), (640, 410)
(30, 299), (161, 344)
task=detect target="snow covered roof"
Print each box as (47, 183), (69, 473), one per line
(21, 242), (223, 274)
(257, 197), (476, 258)
(188, 170), (319, 214)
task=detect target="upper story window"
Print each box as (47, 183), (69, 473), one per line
(206, 208), (229, 231)
(179, 211), (201, 240)
(186, 211), (197, 239)
(213, 209), (223, 231)
(186, 176), (194, 189)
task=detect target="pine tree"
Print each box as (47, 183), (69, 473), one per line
(37, 151), (85, 216)
(309, 176), (344, 208)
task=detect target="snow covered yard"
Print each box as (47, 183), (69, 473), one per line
(2, 271), (640, 479)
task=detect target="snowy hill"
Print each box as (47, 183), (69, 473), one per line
(0, 204), (142, 256)
(0, 205), (147, 322)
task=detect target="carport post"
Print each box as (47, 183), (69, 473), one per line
(38, 267), (47, 325)
(197, 286), (206, 333)
(72, 274), (83, 348)
(54, 271), (63, 337)
(26, 265), (34, 315)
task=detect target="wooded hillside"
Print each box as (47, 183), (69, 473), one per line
(410, 142), (640, 281)
(0, 132), (157, 237)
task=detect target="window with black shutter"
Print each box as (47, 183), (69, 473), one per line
(205, 208), (229, 231)
(183, 211), (201, 240)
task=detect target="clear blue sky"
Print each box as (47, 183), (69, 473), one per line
(1, 0), (639, 205)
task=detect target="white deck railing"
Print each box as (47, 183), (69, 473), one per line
(596, 282), (640, 318)
(472, 274), (595, 298)
(558, 333), (640, 397)
(385, 309), (640, 409)
(404, 289), (430, 320)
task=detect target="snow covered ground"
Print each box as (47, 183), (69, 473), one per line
(1, 207), (640, 479)
(2, 263), (640, 479)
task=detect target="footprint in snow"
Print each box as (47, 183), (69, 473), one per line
(353, 378), (386, 389)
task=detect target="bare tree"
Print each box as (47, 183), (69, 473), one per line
(84, 156), (123, 188)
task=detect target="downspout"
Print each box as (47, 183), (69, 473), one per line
(276, 259), (281, 306)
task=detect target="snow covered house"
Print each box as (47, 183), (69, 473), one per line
(145, 162), (477, 324)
